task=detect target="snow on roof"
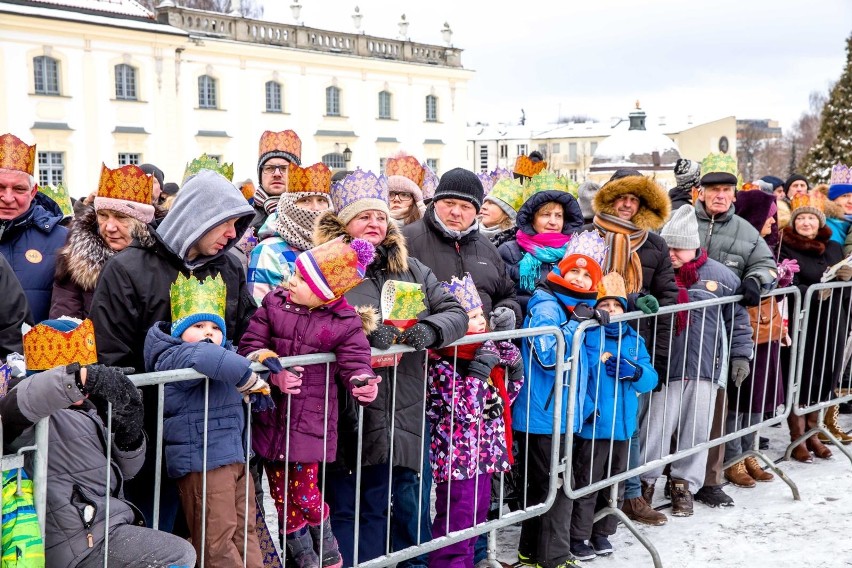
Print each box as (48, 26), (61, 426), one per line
(15, 0), (153, 19)
(0, 1), (187, 34)
(590, 127), (681, 170)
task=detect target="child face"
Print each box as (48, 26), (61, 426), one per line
(288, 269), (324, 308)
(565, 267), (593, 291)
(180, 320), (223, 345)
(596, 298), (624, 315)
(467, 307), (487, 334)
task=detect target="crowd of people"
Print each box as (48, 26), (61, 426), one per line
(1, 129), (851, 568)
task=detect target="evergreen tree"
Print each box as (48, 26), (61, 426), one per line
(801, 33), (852, 183)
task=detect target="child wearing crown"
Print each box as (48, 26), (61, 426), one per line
(238, 236), (381, 568)
(426, 273), (523, 568)
(143, 274), (273, 568)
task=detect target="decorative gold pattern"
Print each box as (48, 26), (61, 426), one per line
(381, 280), (426, 321)
(385, 155), (424, 186)
(39, 183), (73, 216)
(183, 154), (234, 182)
(258, 130), (301, 162)
(513, 155), (547, 178)
(596, 272), (627, 303)
(488, 178), (527, 213)
(170, 274), (227, 330)
(23, 319), (98, 370)
(288, 163), (332, 194)
(97, 163), (153, 205)
(0, 133), (36, 175)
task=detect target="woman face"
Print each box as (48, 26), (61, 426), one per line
(346, 209), (389, 246)
(389, 191), (414, 219)
(479, 201), (508, 228)
(532, 202), (564, 234)
(96, 209), (135, 252)
(760, 215), (775, 237)
(794, 213), (819, 239)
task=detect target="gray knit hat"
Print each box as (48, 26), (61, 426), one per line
(577, 181), (600, 220)
(660, 204), (700, 250)
(673, 158), (701, 191)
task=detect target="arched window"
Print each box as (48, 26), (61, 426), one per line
(265, 80), (282, 112)
(33, 56), (60, 95)
(378, 91), (392, 119)
(425, 94), (438, 122)
(322, 153), (346, 169)
(326, 86), (340, 116)
(115, 64), (137, 100)
(198, 75), (217, 109)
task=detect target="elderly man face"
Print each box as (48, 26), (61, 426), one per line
(0, 168), (37, 220)
(699, 184), (736, 216)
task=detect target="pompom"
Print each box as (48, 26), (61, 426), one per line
(350, 238), (376, 266)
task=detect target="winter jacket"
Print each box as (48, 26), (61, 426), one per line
(144, 322), (254, 479)
(498, 190), (584, 313)
(695, 201), (778, 291)
(0, 254), (31, 359)
(577, 322), (657, 441)
(402, 205), (522, 327)
(427, 342), (524, 483)
(238, 288), (375, 464)
(668, 187), (693, 211)
(0, 366), (145, 568)
(668, 257), (754, 388)
(246, 234), (301, 305)
(314, 212), (469, 472)
(0, 193), (68, 323)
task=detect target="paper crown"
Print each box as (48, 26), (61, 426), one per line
(513, 155), (547, 178)
(440, 272), (483, 313)
(170, 274), (227, 344)
(830, 163), (851, 186)
(39, 183), (73, 217)
(330, 168), (389, 214)
(386, 154), (424, 187)
(381, 280), (426, 324)
(597, 272), (628, 305)
(289, 162), (332, 194)
(240, 180), (256, 203)
(0, 133), (36, 176)
(23, 318), (98, 371)
(557, 175), (580, 198)
(258, 130), (301, 165)
(184, 154), (234, 183)
(295, 236), (375, 302)
(490, 167), (514, 185)
(700, 153), (741, 187)
(790, 191), (826, 227)
(0, 363), (10, 398)
(487, 178), (527, 213)
(97, 163), (153, 206)
(564, 230), (608, 267)
(525, 170), (574, 196)
(420, 162), (438, 200)
(477, 172), (495, 196)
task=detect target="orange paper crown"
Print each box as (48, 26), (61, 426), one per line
(258, 130), (302, 164)
(790, 191), (825, 214)
(288, 163), (332, 194)
(23, 319), (98, 371)
(240, 180), (256, 202)
(385, 155), (424, 187)
(513, 154), (547, 178)
(0, 133), (36, 176)
(97, 163), (153, 205)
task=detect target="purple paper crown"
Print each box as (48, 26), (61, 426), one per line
(564, 230), (608, 267)
(420, 162), (438, 200)
(830, 163), (851, 186)
(0, 364), (11, 398)
(477, 172), (495, 196)
(330, 168), (389, 213)
(490, 167), (514, 185)
(440, 272), (483, 313)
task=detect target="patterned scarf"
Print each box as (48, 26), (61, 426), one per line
(673, 249), (708, 335)
(593, 213), (648, 294)
(274, 193), (330, 252)
(516, 231), (571, 292)
(254, 186), (278, 215)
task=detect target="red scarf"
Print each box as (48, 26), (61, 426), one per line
(673, 249), (708, 335)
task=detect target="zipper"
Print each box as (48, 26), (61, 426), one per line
(705, 216), (715, 249)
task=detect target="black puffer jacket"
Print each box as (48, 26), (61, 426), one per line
(402, 205), (522, 326)
(0, 254), (31, 358)
(314, 212), (468, 472)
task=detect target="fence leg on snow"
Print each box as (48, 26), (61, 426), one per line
(593, 484), (663, 568)
(815, 427), (852, 466)
(482, 529), (503, 568)
(745, 450), (800, 501)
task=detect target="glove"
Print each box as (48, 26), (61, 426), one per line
(777, 258), (800, 287)
(270, 366), (304, 395)
(111, 383), (144, 451)
(731, 358), (750, 388)
(468, 341), (501, 381)
(351, 374), (382, 404)
(604, 355), (642, 382)
(497, 341), (522, 369)
(398, 323), (438, 351)
(736, 277), (762, 307)
(83, 365), (139, 408)
(489, 307), (516, 332)
(837, 265), (852, 281)
(571, 303), (610, 326)
(369, 324), (401, 350)
(481, 383), (504, 421)
(636, 294), (660, 314)
(255, 349), (284, 374)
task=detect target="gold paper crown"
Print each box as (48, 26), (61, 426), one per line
(526, 171), (573, 196)
(488, 178), (527, 213)
(23, 319), (97, 370)
(288, 163), (332, 194)
(385, 155), (424, 187)
(513, 155), (548, 178)
(0, 133), (36, 176)
(380, 280), (427, 321)
(97, 163), (153, 205)
(170, 274), (227, 332)
(39, 183), (73, 217)
(259, 130), (302, 164)
(790, 191), (826, 216)
(597, 272), (627, 304)
(240, 180), (256, 202)
(183, 154), (234, 183)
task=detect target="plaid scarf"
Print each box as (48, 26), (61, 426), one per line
(593, 213), (648, 294)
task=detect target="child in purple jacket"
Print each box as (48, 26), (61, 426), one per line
(238, 236), (380, 568)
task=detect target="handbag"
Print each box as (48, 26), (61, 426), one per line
(747, 297), (783, 344)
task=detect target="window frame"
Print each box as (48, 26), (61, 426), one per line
(322, 152), (346, 169)
(33, 56), (60, 95)
(378, 90), (392, 119)
(425, 94), (438, 122)
(479, 145), (488, 172)
(117, 153), (141, 166)
(198, 75), (218, 109)
(326, 86), (341, 116)
(37, 151), (64, 186)
(426, 158), (439, 175)
(265, 80), (282, 113)
(114, 63), (137, 101)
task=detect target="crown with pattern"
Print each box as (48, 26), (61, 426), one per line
(170, 274), (227, 345)
(548, 230), (608, 291)
(240, 180), (256, 204)
(183, 154), (234, 183)
(490, 167), (513, 185)
(258, 130), (302, 166)
(790, 190), (826, 227)
(513, 155), (548, 178)
(525, 170), (574, 196)
(0, 363), (10, 398)
(295, 236), (375, 303)
(557, 174), (580, 198)
(700, 153), (742, 188)
(94, 164), (155, 223)
(420, 162), (438, 200)
(381, 280), (426, 325)
(829, 163), (852, 200)
(386, 154), (424, 187)
(486, 178), (527, 217)
(39, 183), (73, 217)
(289, 162), (332, 195)
(440, 272), (483, 313)
(0, 133), (36, 175)
(477, 172), (495, 196)
(330, 168), (389, 224)
(23, 318), (98, 371)
(597, 272), (628, 307)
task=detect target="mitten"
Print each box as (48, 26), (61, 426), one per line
(254, 349), (284, 374)
(369, 324), (401, 350)
(731, 358), (750, 388)
(110, 381), (144, 451)
(270, 366), (304, 395)
(398, 323), (438, 351)
(604, 355), (642, 382)
(83, 365), (138, 407)
(636, 294), (660, 314)
(489, 307), (516, 332)
(736, 277), (761, 307)
(468, 341), (501, 381)
(497, 341), (522, 368)
(571, 303), (610, 325)
(351, 374), (381, 404)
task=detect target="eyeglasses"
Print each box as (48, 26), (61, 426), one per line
(261, 164), (288, 175)
(389, 191), (414, 202)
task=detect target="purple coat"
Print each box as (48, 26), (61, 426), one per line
(238, 288), (373, 463)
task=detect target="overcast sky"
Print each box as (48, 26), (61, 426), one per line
(262, 0), (851, 131)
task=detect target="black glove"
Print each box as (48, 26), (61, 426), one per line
(249, 393), (276, 413)
(398, 323), (438, 351)
(110, 383), (144, 451)
(605, 355), (642, 382)
(369, 324), (402, 350)
(571, 303), (610, 326)
(737, 277), (762, 307)
(468, 341), (501, 381)
(83, 365), (138, 408)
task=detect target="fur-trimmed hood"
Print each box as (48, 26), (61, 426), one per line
(814, 183), (845, 220)
(314, 210), (409, 274)
(354, 304), (378, 335)
(592, 174), (671, 230)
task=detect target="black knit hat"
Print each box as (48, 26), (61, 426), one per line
(140, 163), (164, 188)
(784, 173), (809, 196)
(433, 168), (484, 212)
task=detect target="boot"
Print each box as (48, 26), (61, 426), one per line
(818, 405), (852, 444)
(309, 519), (343, 568)
(744, 456), (774, 482)
(786, 413), (813, 463)
(620, 496), (667, 526)
(641, 480), (655, 505)
(286, 527), (320, 568)
(724, 461), (756, 488)
(669, 478), (693, 517)
(805, 412), (833, 459)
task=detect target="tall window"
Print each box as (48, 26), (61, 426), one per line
(117, 153), (140, 166)
(326, 86), (340, 116)
(569, 168), (578, 182)
(33, 56), (60, 95)
(425, 95), (438, 122)
(551, 143), (560, 154)
(37, 151), (64, 186)
(265, 81), (282, 112)
(499, 144), (507, 159)
(322, 153), (346, 169)
(426, 158), (439, 175)
(517, 144), (527, 156)
(479, 145), (488, 172)
(568, 142), (578, 162)
(114, 64), (137, 100)
(378, 91), (392, 119)
(379, 157), (387, 173)
(198, 75), (217, 109)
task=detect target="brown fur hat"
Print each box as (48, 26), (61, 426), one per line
(592, 174), (671, 230)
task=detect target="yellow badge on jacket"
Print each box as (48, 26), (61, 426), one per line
(706, 280), (718, 292)
(25, 249), (42, 264)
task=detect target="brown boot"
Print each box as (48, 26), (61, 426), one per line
(641, 480), (656, 505)
(620, 496), (667, 526)
(744, 456), (774, 482)
(724, 461), (756, 488)
(787, 413), (813, 463)
(820, 405), (852, 444)
(669, 478), (693, 517)
(806, 412), (833, 459)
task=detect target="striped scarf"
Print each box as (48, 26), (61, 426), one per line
(516, 231), (571, 292)
(254, 186), (278, 215)
(593, 213), (648, 294)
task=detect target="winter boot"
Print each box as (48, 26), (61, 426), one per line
(818, 405), (852, 444)
(694, 485), (734, 508)
(621, 495), (667, 526)
(805, 412), (833, 459)
(744, 456), (774, 482)
(724, 461), (756, 488)
(641, 480), (656, 505)
(309, 518), (343, 568)
(668, 478), (693, 517)
(286, 527), (320, 568)
(786, 413), (813, 463)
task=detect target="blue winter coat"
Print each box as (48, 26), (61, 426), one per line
(577, 322), (657, 441)
(0, 193), (67, 323)
(143, 321), (253, 479)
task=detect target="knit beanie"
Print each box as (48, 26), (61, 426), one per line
(673, 158), (701, 191)
(761, 176), (784, 192)
(577, 181), (600, 220)
(140, 163), (164, 189)
(295, 236), (375, 303)
(660, 204), (700, 250)
(433, 168), (484, 212)
(784, 174), (809, 197)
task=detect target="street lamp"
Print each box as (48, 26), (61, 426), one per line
(441, 22), (452, 46)
(290, 0), (301, 23)
(398, 14), (409, 40)
(343, 146), (353, 164)
(352, 6), (362, 32)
